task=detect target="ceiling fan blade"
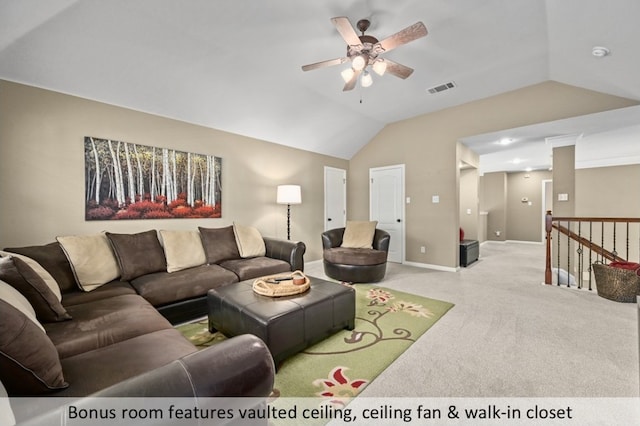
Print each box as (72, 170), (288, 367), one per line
(301, 57), (348, 72)
(376, 21), (428, 52)
(343, 69), (362, 91)
(384, 59), (414, 79)
(331, 16), (362, 47)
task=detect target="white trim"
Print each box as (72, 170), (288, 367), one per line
(505, 240), (543, 245)
(403, 260), (459, 273)
(324, 166), (347, 231)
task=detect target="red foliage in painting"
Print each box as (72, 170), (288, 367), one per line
(127, 201), (165, 213)
(101, 198), (120, 210)
(113, 209), (142, 220)
(177, 192), (187, 200)
(143, 210), (174, 219)
(171, 205), (193, 218)
(193, 200), (204, 208)
(168, 198), (187, 210)
(86, 206), (115, 220)
(155, 195), (167, 204)
(193, 206), (216, 217)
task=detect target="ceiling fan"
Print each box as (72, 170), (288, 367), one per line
(302, 17), (428, 91)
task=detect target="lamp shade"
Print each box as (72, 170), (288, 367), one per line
(277, 185), (301, 205)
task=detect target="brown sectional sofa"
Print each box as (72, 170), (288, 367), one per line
(0, 226), (306, 422)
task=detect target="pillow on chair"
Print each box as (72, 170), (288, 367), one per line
(341, 221), (378, 249)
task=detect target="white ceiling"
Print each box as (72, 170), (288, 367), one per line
(1, 0), (639, 168)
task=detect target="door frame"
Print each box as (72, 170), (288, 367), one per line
(541, 178), (552, 242)
(369, 164), (405, 263)
(324, 166), (347, 231)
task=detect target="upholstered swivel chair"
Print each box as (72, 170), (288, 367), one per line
(322, 227), (391, 283)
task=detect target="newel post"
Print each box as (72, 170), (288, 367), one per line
(544, 210), (553, 284)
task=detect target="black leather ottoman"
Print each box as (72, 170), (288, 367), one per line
(460, 239), (479, 267)
(207, 276), (355, 367)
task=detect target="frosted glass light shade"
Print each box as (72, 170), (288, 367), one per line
(352, 55), (367, 71)
(277, 185), (302, 204)
(341, 68), (355, 83)
(360, 71), (373, 88)
(372, 60), (387, 76)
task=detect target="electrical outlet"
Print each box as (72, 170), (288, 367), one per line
(420, 246), (426, 253)
(495, 231), (501, 237)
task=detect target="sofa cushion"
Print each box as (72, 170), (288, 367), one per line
(3, 243), (77, 293)
(45, 294), (173, 359)
(62, 281), (136, 307)
(57, 233), (120, 291)
(199, 226), (241, 264)
(0, 297), (68, 395)
(0, 250), (62, 301)
(219, 257), (291, 281)
(56, 328), (196, 397)
(159, 230), (206, 273)
(341, 221), (378, 249)
(130, 264), (238, 307)
(324, 247), (388, 266)
(233, 223), (266, 258)
(106, 230), (166, 280)
(0, 256), (71, 322)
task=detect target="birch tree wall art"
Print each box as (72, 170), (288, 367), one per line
(84, 137), (222, 220)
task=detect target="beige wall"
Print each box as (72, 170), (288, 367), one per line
(0, 80), (348, 260)
(459, 168), (479, 240)
(480, 172), (507, 242)
(506, 170), (552, 242)
(575, 164), (640, 217)
(349, 81), (637, 268)
(552, 145), (576, 217)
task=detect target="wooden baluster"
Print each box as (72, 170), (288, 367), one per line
(557, 223), (561, 286)
(566, 220), (571, 287)
(577, 221), (582, 289)
(544, 210), (552, 285)
(588, 221), (593, 291)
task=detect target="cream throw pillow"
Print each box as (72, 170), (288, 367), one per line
(159, 230), (206, 273)
(0, 250), (62, 302)
(0, 279), (45, 333)
(233, 223), (266, 258)
(57, 233), (120, 292)
(341, 221), (378, 249)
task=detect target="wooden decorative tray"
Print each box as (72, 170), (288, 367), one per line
(252, 270), (310, 297)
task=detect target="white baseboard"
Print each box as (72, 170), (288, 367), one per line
(506, 240), (543, 245)
(403, 260), (459, 273)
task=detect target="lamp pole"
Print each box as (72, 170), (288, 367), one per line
(286, 203), (292, 240)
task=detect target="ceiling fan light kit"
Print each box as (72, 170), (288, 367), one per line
(302, 16), (428, 91)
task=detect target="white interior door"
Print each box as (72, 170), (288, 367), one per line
(324, 166), (346, 231)
(370, 165), (404, 263)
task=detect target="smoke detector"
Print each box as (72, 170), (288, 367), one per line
(592, 46), (610, 57)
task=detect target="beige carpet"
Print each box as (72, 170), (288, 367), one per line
(304, 241), (639, 397)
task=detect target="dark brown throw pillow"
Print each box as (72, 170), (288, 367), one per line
(4, 242), (77, 293)
(0, 299), (69, 395)
(0, 256), (71, 322)
(199, 226), (241, 264)
(105, 230), (167, 281)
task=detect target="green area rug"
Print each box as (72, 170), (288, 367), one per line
(176, 285), (453, 401)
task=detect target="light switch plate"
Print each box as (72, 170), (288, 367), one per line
(432, 195), (440, 203)
(558, 193), (569, 201)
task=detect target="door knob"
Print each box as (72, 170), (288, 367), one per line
(328, 218), (332, 221)
(397, 219), (401, 223)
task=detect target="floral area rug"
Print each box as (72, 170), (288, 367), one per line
(176, 285), (454, 402)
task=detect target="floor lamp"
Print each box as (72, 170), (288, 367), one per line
(277, 185), (301, 240)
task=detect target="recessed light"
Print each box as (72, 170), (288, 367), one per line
(512, 158), (522, 164)
(498, 138), (513, 145)
(592, 46), (610, 57)
(525, 167), (533, 172)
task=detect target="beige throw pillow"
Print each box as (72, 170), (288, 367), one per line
(160, 230), (207, 273)
(341, 221), (378, 249)
(0, 280), (45, 333)
(57, 233), (120, 292)
(233, 223), (266, 258)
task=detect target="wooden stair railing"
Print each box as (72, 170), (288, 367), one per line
(544, 211), (640, 286)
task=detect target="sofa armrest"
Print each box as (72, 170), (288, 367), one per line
(263, 237), (306, 272)
(321, 228), (345, 249)
(373, 229), (391, 252)
(91, 334), (275, 398)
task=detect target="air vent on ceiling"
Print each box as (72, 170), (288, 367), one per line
(427, 81), (456, 94)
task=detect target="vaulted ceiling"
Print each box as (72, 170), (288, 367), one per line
(1, 0), (639, 167)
